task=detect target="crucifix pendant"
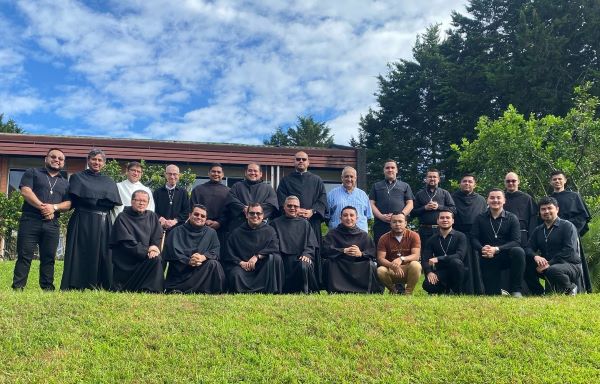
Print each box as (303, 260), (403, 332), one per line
(50, 190), (53, 195)
(170, 201), (173, 205)
(495, 235), (497, 239)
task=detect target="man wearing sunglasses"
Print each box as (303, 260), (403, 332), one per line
(163, 204), (226, 293)
(225, 203), (283, 293)
(276, 151), (327, 285)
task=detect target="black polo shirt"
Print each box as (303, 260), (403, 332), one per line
(471, 209), (521, 251)
(19, 167), (69, 219)
(526, 218), (581, 265)
(422, 229), (467, 274)
(369, 179), (414, 218)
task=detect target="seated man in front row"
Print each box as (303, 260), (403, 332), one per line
(376, 212), (421, 294)
(163, 204), (226, 294)
(110, 190), (164, 293)
(225, 203), (284, 293)
(322, 206), (383, 293)
(270, 196), (319, 293)
(421, 209), (467, 295)
(525, 196), (582, 295)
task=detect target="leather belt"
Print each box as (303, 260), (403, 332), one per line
(78, 207), (109, 216)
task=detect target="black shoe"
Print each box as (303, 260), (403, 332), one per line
(566, 285), (577, 296)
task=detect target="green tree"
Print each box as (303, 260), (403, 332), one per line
(103, 159), (196, 191)
(264, 116), (334, 147)
(0, 191), (23, 260)
(0, 114), (24, 133)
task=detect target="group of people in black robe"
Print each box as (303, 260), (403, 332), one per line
(10, 149), (593, 297)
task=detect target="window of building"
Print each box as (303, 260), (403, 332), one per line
(8, 169), (26, 194)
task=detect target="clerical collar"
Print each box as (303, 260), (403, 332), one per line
(165, 184), (177, 190)
(295, 170), (308, 174)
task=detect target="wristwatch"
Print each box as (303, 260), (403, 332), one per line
(400, 256), (406, 264)
(53, 204), (58, 212)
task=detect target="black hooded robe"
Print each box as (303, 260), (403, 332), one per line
(270, 215), (319, 293)
(163, 223), (225, 293)
(321, 225), (384, 294)
(110, 207), (164, 293)
(225, 222), (283, 293)
(225, 179), (278, 231)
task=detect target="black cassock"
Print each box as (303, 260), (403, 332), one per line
(225, 179), (278, 231)
(110, 207), (164, 293)
(270, 216), (319, 293)
(276, 171), (327, 284)
(225, 222), (283, 293)
(153, 186), (190, 227)
(163, 223), (225, 293)
(450, 190), (487, 294)
(61, 169), (122, 290)
(190, 180), (230, 255)
(322, 225), (384, 294)
(552, 190), (593, 292)
(504, 191), (538, 247)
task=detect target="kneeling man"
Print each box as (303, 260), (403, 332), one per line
(422, 209), (467, 294)
(322, 206), (383, 293)
(376, 212), (421, 294)
(270, 196), (319, 293)
(164, 204), (226, 293)
(225, 203), (283, 293)
(110, 190), (164, 292)
(526, 197), (582, 295)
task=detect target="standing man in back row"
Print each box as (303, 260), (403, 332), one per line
(12, 148), (71, 291)
(276, 151), (328, 285)
(153, 164), (190, 234)
(369, 160), (414, 246)
(412, 168), (456, 241)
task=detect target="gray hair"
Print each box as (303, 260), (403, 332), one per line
(131, 190), (150, 201)
(87, 148), (106, 161)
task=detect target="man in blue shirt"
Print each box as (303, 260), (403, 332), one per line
(327, 167), (372, 232)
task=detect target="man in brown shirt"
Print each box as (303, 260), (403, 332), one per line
(376, 212), (421, 294)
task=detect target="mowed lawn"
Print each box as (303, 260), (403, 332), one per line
(0, 261), (599, 383)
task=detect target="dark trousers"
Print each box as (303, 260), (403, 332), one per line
(524, 256), (546, 295)
(13, 216), (60, 290)
(423, 258), (465, 294)
(543, 263), (581, 293)
(480, 247), (525, 295)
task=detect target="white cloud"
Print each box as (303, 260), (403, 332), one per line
(4, 0), (467, 144)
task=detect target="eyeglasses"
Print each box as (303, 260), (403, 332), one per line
(295, 157), (308, 162)
(192, 213), (207, 218)
(128, 169), (142, 174)
(248, 211), (264, 216)
(286, 204), (300, 208)
(505, 180), (517, 183)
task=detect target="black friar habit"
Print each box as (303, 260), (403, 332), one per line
(190, 180), (230, 253)
(504, 191), (538, 247)
(153, 185), (190, 228)
(163, 223), (225, 294)
(61, 169), (122, 290)
(321, 224), (384, 294)
(270, 215), (319, 293)
(225, 222), (283, 293)
(552, 190), (593, 292)
(276, 171), (328, 284)
(225, 179), (279, 231)
(451, 190), (487, 294)
(110, 207), (164, 293)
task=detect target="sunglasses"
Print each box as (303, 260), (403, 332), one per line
(286, 204), (300, 208)
(192, 213), (207, 218)
(295, 157), (308, 161)
(248, 211), (264, 216)
(505, 180), (517, 183)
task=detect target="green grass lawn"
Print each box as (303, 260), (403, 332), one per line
(0, 261), (599, 383)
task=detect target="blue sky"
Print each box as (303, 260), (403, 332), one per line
(0, 0), (467, 145)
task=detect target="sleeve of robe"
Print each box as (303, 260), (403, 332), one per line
(177, 190), (191, 224)
(303, 226), (318, 260)
(498, 214), (522, 251)
(110, 214), (162, 259)
(321, 232), (345, 259)
(571, 194), (592, 235)
(261, 187), (279, 219)
(276, 180), (290, 209)
(200, 230), (220, 261)
(312, 178), (328, 220)
(439, 190), (457, 215)
(436, 232), (467, 263)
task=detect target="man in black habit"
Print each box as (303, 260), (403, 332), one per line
(190, 163), (230, 250)
(12, 148), (70, 291)
(369, 160), (414, 246)
(471, 189), (525, 297)
(422, 209), (467, 295)
(525, 197), (582, 295)
(322, 206), (384, 294)
(413, 168), (456, 241)
(225, 163), (278, 231)
(163, 204), (226, 294)
(451, 173), (487, 294)
(153, 164), (190, 233)
(225, 203), (283, 293)
(270, 196), (319, 293)
(550, 170), (592, 292)
(110, 190), (164, 293)
(503, 172), (538, 247)
(276, 151), (327, 284)
(61, 148), (122, 290)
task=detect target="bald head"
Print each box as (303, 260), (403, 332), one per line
(165, 164), (180, 188)
(504, 172), (519, 193)
(294, 151), (309, 172)
(341, 166), (357, 191)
